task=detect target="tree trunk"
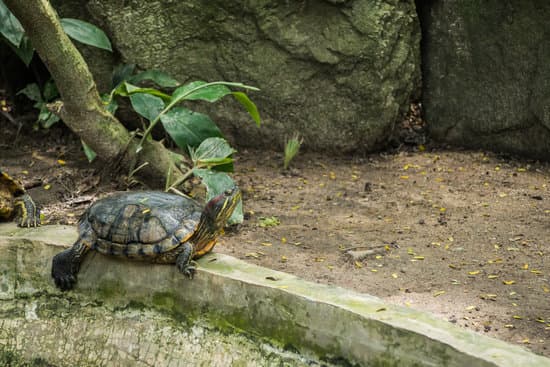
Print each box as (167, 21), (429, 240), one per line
(4, 0), (184, 187)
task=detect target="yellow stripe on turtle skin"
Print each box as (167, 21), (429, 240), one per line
(193, 239), (217, 258)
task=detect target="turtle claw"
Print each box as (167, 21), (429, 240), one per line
(54, 274), (77, 291)
(177, 262), (196, 280)
(51, 249), (78, 291)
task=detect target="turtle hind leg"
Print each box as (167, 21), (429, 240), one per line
(14, 193), (40, 227)
(175, 243), (196, 279)
(51, 237), (93, 291)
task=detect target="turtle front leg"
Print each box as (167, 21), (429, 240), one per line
(51, 238), (92, 291)
(14, 194), (41, 227)
(176, 243), (196, 279)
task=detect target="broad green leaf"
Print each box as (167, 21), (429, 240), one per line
(190, 137), (235, 172)
(191, 137), (236, 162)
(10, 36), (34, 66)
(160, 106), (223, 151)
(101, 93), (118, 114)
(130, 70), (180, 88)
(172, 81), (236, 103)
(112, 64), (135, 88)
(17, 83), (42, 102)
(233, 92), (261, 126)
(42, 79), (59, 101)
(81, 140), (97, 162)
(129, 93), (165, 121)
(60, 18), (112, 52)
(185, 84), (232, 102)
(123, 82), (171, 102)
(171, 81), (206, 102)
(0, 1), (24, 46)
(40, 112), (60, 128)
(193, 168), (243, 224)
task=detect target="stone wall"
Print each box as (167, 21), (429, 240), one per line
(52, 0), (421, 153)
(419, 0), (550, 159)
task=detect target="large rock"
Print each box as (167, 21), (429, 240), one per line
(420, 1), (550, 159)
(53, 0), (420, 153)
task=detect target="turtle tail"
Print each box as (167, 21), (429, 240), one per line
(51, 236), (93, 291)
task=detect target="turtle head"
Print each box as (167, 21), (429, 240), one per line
(204, 187), (241, 231)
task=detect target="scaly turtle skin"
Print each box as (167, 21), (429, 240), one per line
(0, 169), (40, 227)
(51, 187), (241, 291)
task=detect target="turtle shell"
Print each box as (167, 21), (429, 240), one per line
(85, 191), (202, 257)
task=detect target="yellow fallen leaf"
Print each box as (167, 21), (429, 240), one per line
(141, 208), (151, 214)
(391, 273), (398, 279)
(375, 255), (382, 260)
(280, 256), (288, 262)
(522, 263), (529, 270)
(543, 285), (550, 293)
(370, 269), (378, 272)
(281, 237), (287, 244)
(57, 159), (66, 165)
(487, 275), (499, 279)
(536, 318), (546, 324)
(413, 256), (425, 260)
(504, 324), (515, 329)
(433, 290), (445, 297)
(43, 184), (51, 190)
(465, 305), (476, 311)
(354, 261), (363, 268)
(503, 280), (515, 285)
(315, 257), (325, 262)
(512, 315), (522, 320)
(521, 339), (530, 344)
(468, 270), (481, 275)
(400, 175), (409, 180)
(261, 242), (272, 247)
(418, 144), (425, 151)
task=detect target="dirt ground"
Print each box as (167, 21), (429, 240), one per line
(1, 124), (549, 358)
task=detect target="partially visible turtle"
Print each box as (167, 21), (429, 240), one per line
(0, 169), (41, 227)
(52, 187), (241, 291)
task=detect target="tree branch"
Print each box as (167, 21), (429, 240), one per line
(4, 0), (184, 187)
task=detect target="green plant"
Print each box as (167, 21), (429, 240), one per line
(1, 0), (112, 148)
(104, 66), (260, 224)
(16, 79), (60, 128)
(0, 0), (111, 65)
(2, 2), (260, 224)
(283, 132), (303, 170)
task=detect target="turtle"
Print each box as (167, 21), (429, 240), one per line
(51, 187), (241, 291)
(0, 169), (41, 227)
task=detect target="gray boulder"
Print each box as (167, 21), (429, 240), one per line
(420, 1), (550, 159)
(53, 0), (420, 153)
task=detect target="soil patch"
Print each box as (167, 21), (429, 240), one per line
(1, 125), (549, 357)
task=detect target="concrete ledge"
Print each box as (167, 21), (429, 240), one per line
(1, 223), (549, 366)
